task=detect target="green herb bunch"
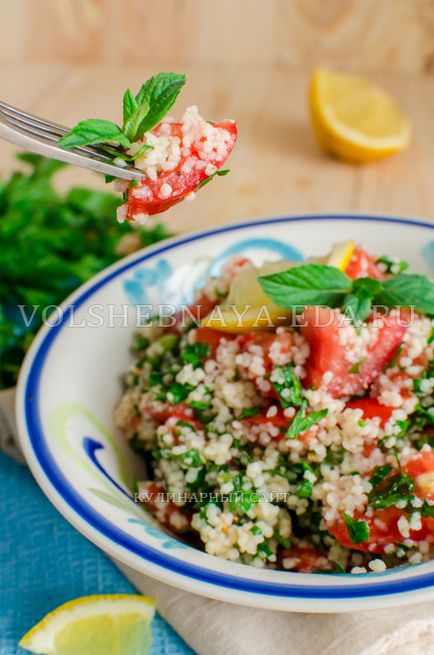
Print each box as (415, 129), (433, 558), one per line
(0, 153), (171, 389)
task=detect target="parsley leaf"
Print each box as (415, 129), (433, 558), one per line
(376, 255), (409, 274)
(196, 168), (230, 190)
(422, 499), (434, 518)
(343, 513), (370, 544)
(239, 407), (262, 419)
(369, 471), (415, 509)
(181, 342), (210, 368)
(286, 404), (328, 439)
(272, 364), (304, 408)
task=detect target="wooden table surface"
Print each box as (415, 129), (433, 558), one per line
(1, 64), (433, 233)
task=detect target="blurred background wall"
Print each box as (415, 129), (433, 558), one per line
(1, 0), (433, 231)
(1, 0), (433, 73)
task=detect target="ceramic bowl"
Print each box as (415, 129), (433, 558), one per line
(16, 214), (434, 612)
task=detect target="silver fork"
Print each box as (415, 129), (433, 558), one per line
(0, 101), (145, 181)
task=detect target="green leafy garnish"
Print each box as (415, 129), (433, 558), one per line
(348, 358), (365, 374)
(181, 342), (210, 368)
(369, 471), (415, 509)
(0, 153), (171, 389)
(369, 464), (393, 487)
(376, 255), (409, 274)
(342, 513), (370, 544)
(196, 168), (230, 190)
(422, 499), (434, 518)
(59, 72), (186, 155)
(258, 264), (352, 309)
(166, 382), (192, 404)
(286, 405), (328, 439)
(375, 275), (434, 316)
(239, 407), (262, 419)
(258, 263), (434, 320)
(272, 364), (304, 409)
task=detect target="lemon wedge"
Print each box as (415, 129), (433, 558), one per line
(202, 260), (294, 333)
(19, 594), (156, 655)
(309, 68), (411, 163)
(326, 240), (355, 271)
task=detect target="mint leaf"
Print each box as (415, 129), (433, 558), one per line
(134, 72), (186, 138)
(343, 292), (372, 324)
(123, 99), (151, 142)
(286, 405), (328, 439)
(343, 513), (370, 544)
(122, 89), (137, 125)
(258, 264), (352, 309)
(59, 119), (131, 149)
(375, 275), (434, 315)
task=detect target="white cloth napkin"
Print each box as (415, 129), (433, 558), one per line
(115, 560), (434, 655)
(2, 389), (433, 655)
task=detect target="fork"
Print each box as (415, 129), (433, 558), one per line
(0, 101), (145, 181)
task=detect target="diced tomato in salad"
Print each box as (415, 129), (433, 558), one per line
(300, 307), (405, 397)
(345, 247), (385, 281)
(346, 398), (394, 427)
(237, 331), (293, 378)
(126, 120), (237, 219)
(329, 451), (434, 552)
(195, 326), (234, 358)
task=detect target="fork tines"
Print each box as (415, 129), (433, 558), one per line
(0, 101), (142, 178)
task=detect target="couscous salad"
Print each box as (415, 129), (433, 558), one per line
(116, 242), (434, 574)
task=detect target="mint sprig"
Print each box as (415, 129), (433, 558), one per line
(258, 264), (434, 320)
(59, 72), (186, 154)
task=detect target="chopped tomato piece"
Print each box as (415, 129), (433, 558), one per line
(195, 326), (234, 357)
(345, 247), (385, 281)
(280, 546), (331, 573)
(126, 120), (237, 219)
(237, 331), (293, 375)
(404, 451), (434, 500)
(329, 453), (434, 552)
(346, 398), (394, 427)
(300, 307), (405, 397)
(328, 507), (403, 553)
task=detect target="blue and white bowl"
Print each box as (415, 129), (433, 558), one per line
(17, 214), (434, 612)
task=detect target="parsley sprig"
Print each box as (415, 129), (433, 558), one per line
(258, 263), (434, 323)
(59, 73), (186, 155)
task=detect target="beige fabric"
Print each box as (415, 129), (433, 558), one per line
(116, 561), (434, 655)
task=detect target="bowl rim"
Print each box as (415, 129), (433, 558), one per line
(16, 212), (434, 609)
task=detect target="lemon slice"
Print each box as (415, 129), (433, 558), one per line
(19, 594), (156, 655)
(326, 240), (355, 271)
(202, 260), (294, 333)
(309, 68), (411, 163)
